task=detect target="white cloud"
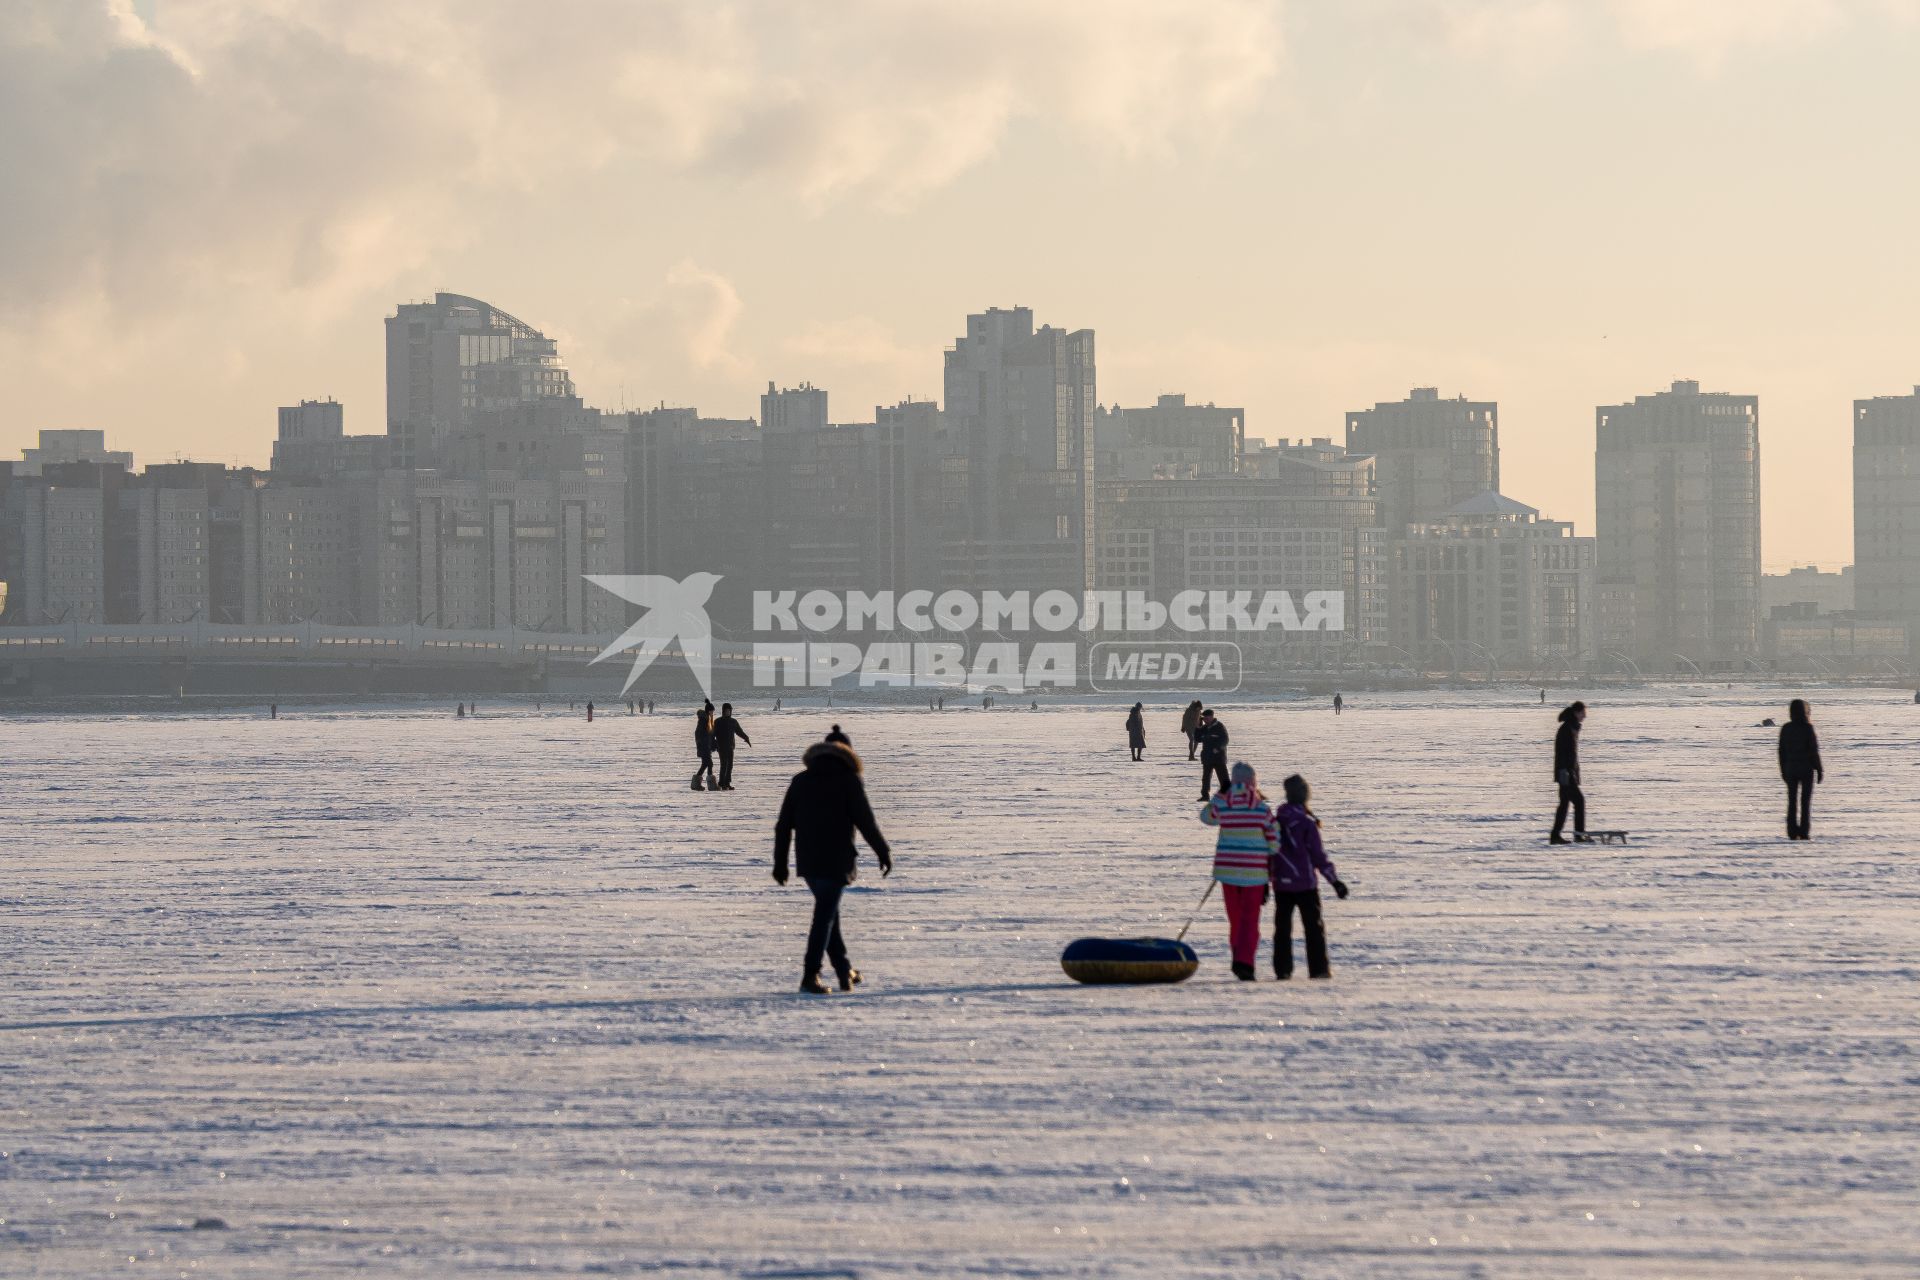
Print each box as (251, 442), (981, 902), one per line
(0, 0), (1287, 335)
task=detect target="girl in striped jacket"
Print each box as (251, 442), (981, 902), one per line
(1199, 761), (1279, 981)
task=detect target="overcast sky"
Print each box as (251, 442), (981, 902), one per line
(6, 0), (1918, 567)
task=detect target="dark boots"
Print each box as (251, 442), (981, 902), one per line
(800, 968), (861, 995)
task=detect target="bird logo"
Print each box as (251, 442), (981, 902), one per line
(585, 572), (723, 699)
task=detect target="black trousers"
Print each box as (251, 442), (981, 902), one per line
(803, 877), (851, 978)
(717, 746), (736, 788)
(1186, 729), (1199, 759)
(1200, 756), (1229, 799)
(692, 750), (715, 786)
(1274, 889), (1329, 979)
(1552, 780), (1585, 836)
(1785, 775), (1814, 838)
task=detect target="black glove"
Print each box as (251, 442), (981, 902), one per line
(876, 849), (893, 878)
(1331, 879), (1349, 900)
(773, 861), (788, 886)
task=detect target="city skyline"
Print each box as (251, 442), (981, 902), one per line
(10, 1), (1920, 569)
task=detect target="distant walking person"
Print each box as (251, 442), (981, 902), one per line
(1126, 702), (1146, 761)
(1200, 762), (1279, 981)
(1271, 774), (1348, 980)
(1181, 700), (1204, 760)
(773, 725), (892, 994)
(1549, 701), (1588, 844)
(691, 703), (717, 791)
(1778, 699), (1824, 840)
(1332, 692), (1343, 715)
(713, 702), (752, 790)
(1196, 709), (1230, 801)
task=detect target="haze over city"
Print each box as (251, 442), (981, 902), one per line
(9, 0), (1920, 568)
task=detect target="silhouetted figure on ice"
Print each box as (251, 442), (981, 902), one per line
(1196, 709), (1230, 801)
(1200, 761), (1278, 981)
(1272, 774), (1348, 980)
(713, 702), (751, 790)
(691, 704), (717, 791)
(1181, 700), (1204, 759)
(773, 725), (891, 994)
(1778, 699), (1824, 840)
(1332, 692), (1343, 715)
(1126, 702), (1146, 761)
(1549, 701), (1588, 844)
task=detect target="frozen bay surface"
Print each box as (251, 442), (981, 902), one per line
(3, 687), (1918, 1278)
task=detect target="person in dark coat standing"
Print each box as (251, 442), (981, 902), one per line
(1181, 700), (1204, 759)
(1126, 702), (1146, 761)
(1778, 699), (1824, 840)
(691, 702), (717, 791)
(712, 702), (751, 790)
(774, 725), (892, 994)
(1196, 709), (1230, 801)
(1550, 701), (1587, 844)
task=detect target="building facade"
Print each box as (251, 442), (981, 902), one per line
(1595, 379), (1761, 669)
(1854, 387), (1920, 641)
(1345, 388), (1498, 535)
(1095, 394), (1244, 480)
(386, 293), (575, 469)
(941, 307), (1097, 595)
(1389, 492), (1596, 670)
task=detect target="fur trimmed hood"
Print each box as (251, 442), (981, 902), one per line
(802, 739), (863, 775)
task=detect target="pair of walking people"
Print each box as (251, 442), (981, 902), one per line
(692, 701), (750, 791)
(1201, 765), (1349, 981)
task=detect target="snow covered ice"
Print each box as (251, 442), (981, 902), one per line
(4, 688), (1919, 1277)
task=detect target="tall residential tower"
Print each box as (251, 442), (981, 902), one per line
(1595, 380), (1761, 668)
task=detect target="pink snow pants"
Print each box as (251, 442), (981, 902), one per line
(1221, 883), (1264, 967)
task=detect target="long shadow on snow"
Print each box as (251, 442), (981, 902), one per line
(0, 980), (1080, 1034)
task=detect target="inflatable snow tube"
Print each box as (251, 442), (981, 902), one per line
(1060, 937), (1199, 985)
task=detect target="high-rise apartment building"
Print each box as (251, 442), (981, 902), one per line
(1595, 380), (1761, 667)
(1854, 387), (1920, 639)
(385, 293), (575, 469)
(941, 307), (1096, 595)
(1345, 388), (1498, 534)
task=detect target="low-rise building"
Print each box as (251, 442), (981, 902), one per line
(1389, 492), (1596, 670)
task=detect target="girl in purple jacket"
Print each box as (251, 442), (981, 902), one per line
(1271, 774), (1350, 980)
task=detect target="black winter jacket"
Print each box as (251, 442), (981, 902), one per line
(1778, 721), (1823, 781)
(1553, 718), (1581, 785)
(775, 742), (890, 883)
(1197, 719), (1229, 762)
(713, 715), (750, 748)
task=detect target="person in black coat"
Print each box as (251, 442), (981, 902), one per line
(1126, 702), (1146, 761)
(773, 725), (892, 994)
(1550, 701), (1587, 844)
(1778, 698), (1824, 840)
(1196, 709), (1230, 801)
(691, 703), (717, 791)
(712, 702), (751, 790)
